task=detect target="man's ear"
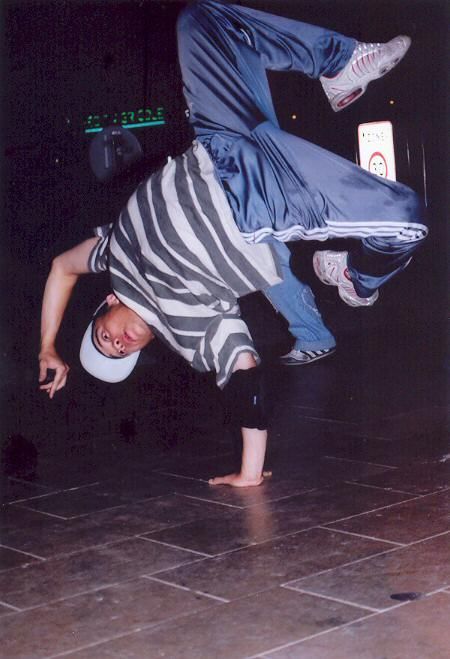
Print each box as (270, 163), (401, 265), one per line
(105, 293), (120, 307)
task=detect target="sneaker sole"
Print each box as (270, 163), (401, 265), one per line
(338, 287), (379, 307)
(280, 349), (336, 366)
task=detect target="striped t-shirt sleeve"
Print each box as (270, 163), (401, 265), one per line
(192, 314), (260, 388)
(88, 223), (114, 273)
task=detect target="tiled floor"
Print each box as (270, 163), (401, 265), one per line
(1, 317), (449, 658)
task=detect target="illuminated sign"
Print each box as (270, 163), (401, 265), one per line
(358, 121), (396, 181)
(84, 106), (166, 133)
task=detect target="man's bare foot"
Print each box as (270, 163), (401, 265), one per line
(208, 472), (264, 487)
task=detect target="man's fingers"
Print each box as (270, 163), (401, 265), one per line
(39, 368), (57, 386)
(48, 368), (69, 398)
(49, 373), (67, 399)
(39, 364), (69, 398)
(38, 362), (49, 383)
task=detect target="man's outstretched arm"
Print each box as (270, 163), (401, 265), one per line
(210, 352), (268, 488)
(39, 237), (99, 398)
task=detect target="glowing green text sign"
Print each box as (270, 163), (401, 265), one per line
(84, 107), (166, 133)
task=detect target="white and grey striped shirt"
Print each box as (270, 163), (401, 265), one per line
(88, 141), (282, 387)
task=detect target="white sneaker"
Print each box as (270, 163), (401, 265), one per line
(320, 36), (411, 112)
(313, 250), (379, 307)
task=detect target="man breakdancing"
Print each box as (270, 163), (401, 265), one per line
(39, 1), (427, 487)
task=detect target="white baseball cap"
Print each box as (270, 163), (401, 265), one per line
(79, 302), (141, 383)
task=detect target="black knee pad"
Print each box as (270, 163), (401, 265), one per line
(223, 366), (268, 430)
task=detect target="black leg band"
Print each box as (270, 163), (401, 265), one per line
(222, 366), (268, 430)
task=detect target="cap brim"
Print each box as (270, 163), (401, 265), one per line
(79, 322), (140, 383)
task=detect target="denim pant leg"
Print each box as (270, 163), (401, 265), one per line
(263, 242), (336, 351)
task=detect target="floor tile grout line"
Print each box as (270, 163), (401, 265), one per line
(171, 525), (329, 560)
(188, 507), (412, 559)
(349, 434), (400, 441)
(0, 575), (157, 615)
(0, 563), (218, 616)
(139, 518), (404, 567)
(281, 585), (382, 613)
(312, 491), (424, 526)
(244, 488), (320, 508)
(425, 586), (450, 597)
(144, 575), (230, 602)
(0, 535), (206, 581)
(354, 485), (449, 503)
(243, 489), (321, 509)
(179, 490), (323, 511)
(178, 493), (245, 509)
(0, 543), (47, 561)
(7, 491), (65, 506)
(0, 534), (161, 566)
(12, 493), (173, 521)
(137, 535), (212, 558)
(143, 554), (210, 578)
(316, 526), (406, 546)
(60, 482), (102, 492)
(42, 594), (226, 659)
(7, 475), (50, 487)
(379, 405), (447, 422)
(151, 470), (210, 483)
(282, 530), (450, 591)
(138, 509), (420, 562)
(323, 455), (398, 470)
(9, 480), (217, 515)
(173, 491), (234, 506)
(141, 575), (197, 592)
(6, 481), (103, 506)
(10, 505), (69, 520)
(140, 521), (372, 563)
(282, 543), (402, 588)
(247, 602), (412, 659)
(321, 487), (450, 538)
(280, 412), (358, 426)
(0, 599), (22, 612)
(402, 528), (450, 548)
(343, 480), (420, 495)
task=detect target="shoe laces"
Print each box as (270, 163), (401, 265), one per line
(354, 42), (382, 55)
(350, 42), (385, 71)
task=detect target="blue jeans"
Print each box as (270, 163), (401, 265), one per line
(263, 241), (336, 351)
(177, 1), (428, 298)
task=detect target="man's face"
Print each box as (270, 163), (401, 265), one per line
(93, 299), (153, 358)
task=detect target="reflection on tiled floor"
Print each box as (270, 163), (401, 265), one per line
(1, 327), (449, 658)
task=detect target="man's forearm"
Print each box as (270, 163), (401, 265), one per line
(40, 261), (79, 351)
(39, 237), (99, 397)
(240, 426), (268, 482)
(209, 352), (269, 487)
(40, 237), (98, 351)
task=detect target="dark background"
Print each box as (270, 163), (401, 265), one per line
(1, 0), (448, 472)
